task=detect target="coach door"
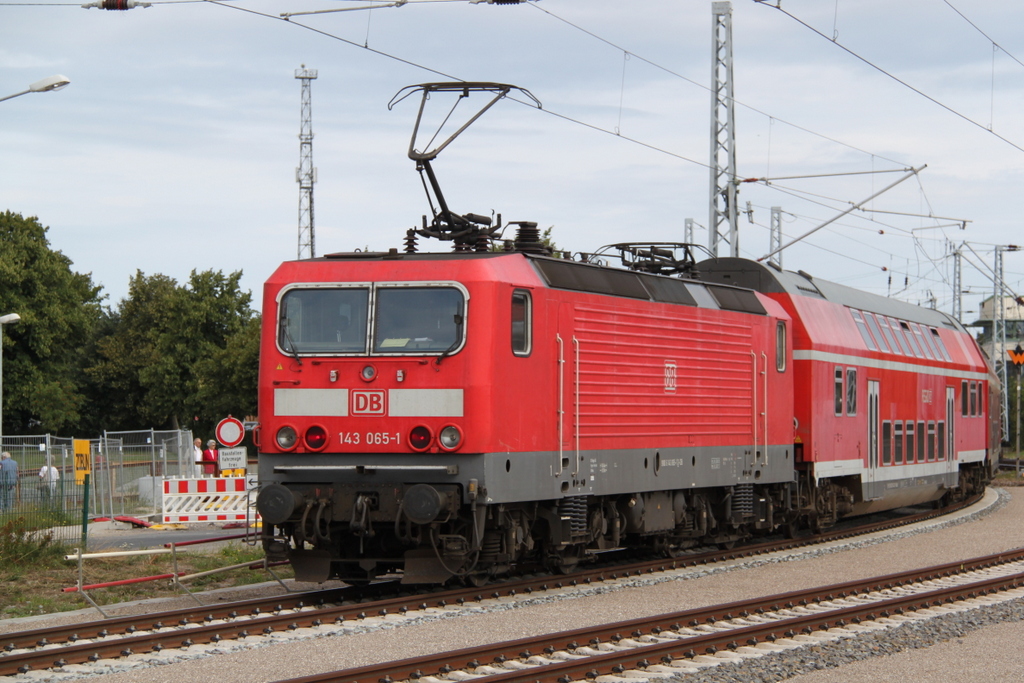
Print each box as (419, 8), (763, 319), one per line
(866, 380), (880, 487)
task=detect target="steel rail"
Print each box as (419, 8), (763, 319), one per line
(274, 555), (1024, 683)
(0, 492), (984, 675)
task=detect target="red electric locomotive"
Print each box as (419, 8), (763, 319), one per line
(254, 82), (994, 585)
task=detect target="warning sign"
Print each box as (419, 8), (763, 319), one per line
(73, 439), (91, 485)
(218, 447), (247, 471)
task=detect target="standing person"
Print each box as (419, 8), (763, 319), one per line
(38, 462), (59, 505)
(193, 437), (204, 478)
(0, 452), (18, 511)
(202, 440), (218, 476)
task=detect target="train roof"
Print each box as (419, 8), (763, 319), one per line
(282, 249), (775, 318)
(696, 257), (966, 333)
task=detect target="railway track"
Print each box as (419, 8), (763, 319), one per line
(0, 493), (985, 678)
(277, 548), (1024, 683)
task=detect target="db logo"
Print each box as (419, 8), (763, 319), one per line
(664, 361), (677, 393)
(351, 390), (386, 415)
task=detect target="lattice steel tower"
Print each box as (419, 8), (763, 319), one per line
(995, 245), (1010, 441)
(708, 1), (738, 258)
(296, 65), (318, 260)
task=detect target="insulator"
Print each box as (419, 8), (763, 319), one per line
(83, 0), (151, 9)
(513, 221), (547, 254)
(404, 228), (418, 254)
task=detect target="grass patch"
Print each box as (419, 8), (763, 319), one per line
(0, 519), (293, 620)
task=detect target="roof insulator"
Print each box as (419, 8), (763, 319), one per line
(82, 0), (152, 9)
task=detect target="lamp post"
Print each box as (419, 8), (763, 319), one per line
(0, 75), (71, 104)
(0, 313), (21, 448)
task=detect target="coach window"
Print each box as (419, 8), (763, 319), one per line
(917, 421), (926, 462)
(911, 324), (934, 360)
(888, 317), (913, 355)
(882, 421), (892, 465)
(927, 422), (937, 461)
(905, 422), (916, 463)
(969, 381), (977, 417)
(846, 368), (857, 416)
(877, 316), (902, 355)
(776, 321), (787, 371)
(850, 310), (878, 351)
(511, 290), (532, 356)
(894, 422), (904, 464)
(961, 380), (969, 416)
(864, 313), (890, 352)
(919, 325), (940, 360)
(834, 368), (844, 416)
(937, 422), (946, 460)
(901, 321), (923, 357)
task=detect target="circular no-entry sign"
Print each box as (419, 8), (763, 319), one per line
(215, 416), (245, 448)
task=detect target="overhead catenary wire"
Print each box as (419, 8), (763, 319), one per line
(8, 0), (999, 308)
(754, 0), (1024, 156)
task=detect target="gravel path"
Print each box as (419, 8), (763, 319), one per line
(6, 486), (1024, 682)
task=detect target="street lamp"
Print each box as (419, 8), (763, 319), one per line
(0, 313), (21, 447)
(0, 75), (71, 104)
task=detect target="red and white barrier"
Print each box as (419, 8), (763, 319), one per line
(161, 477), (259, 524)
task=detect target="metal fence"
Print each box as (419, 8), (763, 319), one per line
(0, 430), (194, 546)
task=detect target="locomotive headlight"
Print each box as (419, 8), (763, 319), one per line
(360, 364), (377, 382)
(304, 425), (328, 451)
(438, 425), (463, 451)
(409, 425), (432, 452)
(276, 425), (298, 451)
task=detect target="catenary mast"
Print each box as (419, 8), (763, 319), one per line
(708, 1), (738, 257)
(296, 65), (318, 260)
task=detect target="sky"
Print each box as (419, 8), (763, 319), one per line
(3, 0), (1024, 324)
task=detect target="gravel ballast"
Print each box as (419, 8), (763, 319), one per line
(5, 486), (1024, 682)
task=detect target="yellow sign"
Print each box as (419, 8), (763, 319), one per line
(73, 439), (91, 485)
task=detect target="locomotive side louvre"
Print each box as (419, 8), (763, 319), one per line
(697, 257), (992, 519)
(543, 289), (795, 492)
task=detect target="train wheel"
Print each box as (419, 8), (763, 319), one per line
(467, 572), (491, 587)
(553, 546), (585, 574)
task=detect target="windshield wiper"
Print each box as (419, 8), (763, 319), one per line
(434, 308), (464, 367)
(280, 316), (303, 367)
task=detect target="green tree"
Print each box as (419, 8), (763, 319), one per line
(85, 269), (258, 433)
(83, 272), (178, 431)
(0, 211), (103, 434)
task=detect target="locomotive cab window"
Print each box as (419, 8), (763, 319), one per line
(279, 287), (370, 354)
(776, 321), (787, 371)
(511, 290), (532, 357)
(374, 286), (465, 354)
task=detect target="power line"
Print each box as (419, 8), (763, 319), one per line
(528, 2), (908, 168)
(754, 0), (1024, 155)
(942, 0), (1024, 71)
